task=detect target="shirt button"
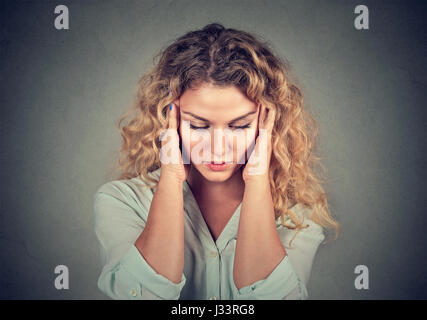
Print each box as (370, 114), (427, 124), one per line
(210, 296), (217, 300)
(210, 251), (218, 258)
(130, 289), (138, 297)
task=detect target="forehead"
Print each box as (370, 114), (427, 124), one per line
(179, 84), (257, 117)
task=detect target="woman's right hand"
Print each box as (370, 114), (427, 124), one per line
(159, 101), (191, 184)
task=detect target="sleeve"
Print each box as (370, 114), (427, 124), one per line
(231, 212), (325, 300)
(232, 254), (301, 300)
(280, 215), (325, 299)
(93, 182), (186, 300)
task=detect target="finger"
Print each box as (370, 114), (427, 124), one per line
(167, 102), (179, 130)
(258, 104), (263, 129)
(265, 107), (276, 132)
(258, 104), (265, 127)
(262, 104), (271, 128)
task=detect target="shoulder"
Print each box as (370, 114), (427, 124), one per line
(93, 168), (162, 218)
(96, 168), (161, 194)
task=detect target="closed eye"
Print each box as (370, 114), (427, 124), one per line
(189, 124), (251, 130)
(232, 124), (251, 129)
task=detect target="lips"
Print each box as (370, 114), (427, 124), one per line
(204, 162), (231, 171)
(202, 160), (232, 164)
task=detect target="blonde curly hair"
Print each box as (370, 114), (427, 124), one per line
(107, 23), (340, 244)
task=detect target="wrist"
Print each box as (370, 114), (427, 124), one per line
(159, 170), (185, 186)
(243, 173), (270, 187)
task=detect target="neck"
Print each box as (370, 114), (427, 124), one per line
(186, 166), (245, 203)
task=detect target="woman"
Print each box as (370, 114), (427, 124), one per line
(93, 23), (340, 300)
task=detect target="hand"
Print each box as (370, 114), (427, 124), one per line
(159, 101), (191, 184)
(242, 104), (276, 183)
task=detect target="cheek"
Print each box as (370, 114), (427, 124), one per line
(235, 128), (257, 148)
(179, 119), (193, 147)
(179, 126), (194, 157)
(245, 127), (257, 146)
(180, 125), (211, 163)
(230, 128), (257, 163)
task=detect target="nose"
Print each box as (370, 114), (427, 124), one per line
(210, 128), (233, 163)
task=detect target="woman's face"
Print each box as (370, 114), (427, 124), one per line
(177, 83), (260, 183)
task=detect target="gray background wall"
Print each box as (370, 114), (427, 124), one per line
(1, 0), (426, 299)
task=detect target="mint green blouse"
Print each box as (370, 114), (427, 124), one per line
(93, 167), (325, 300)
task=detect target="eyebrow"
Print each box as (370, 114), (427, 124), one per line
(182, 110), (257, 124)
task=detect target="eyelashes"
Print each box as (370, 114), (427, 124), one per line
(189, 124), (252, 130)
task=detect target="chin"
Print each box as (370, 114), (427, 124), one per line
(194, 163), (240, 182)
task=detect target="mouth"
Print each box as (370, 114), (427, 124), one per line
(203, 161), (232, 171)
(202, 160), (233, 164)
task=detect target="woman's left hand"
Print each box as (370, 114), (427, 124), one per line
(242, 104), (276, 183)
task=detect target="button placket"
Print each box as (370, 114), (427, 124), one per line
(210, 251), (218, 258)
(184, 183), (243, 301)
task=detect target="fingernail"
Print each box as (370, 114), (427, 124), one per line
(169, 103), (173, 110)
